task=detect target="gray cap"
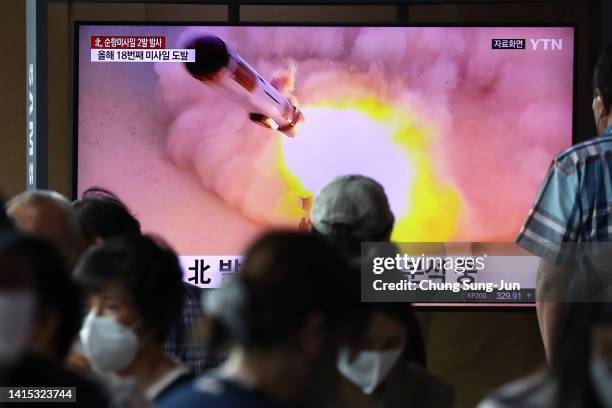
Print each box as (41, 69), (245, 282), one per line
(312, 175), (395, 240)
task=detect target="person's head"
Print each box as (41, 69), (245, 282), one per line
(593, 45), (612, 135)
(337, 303), (416, 394)
(550, 302), (612, 408)
(0, 197), (13, 231)
(0, 233), (81, 363)
(0, 233), (36, 368)
(347, 304), (413, 353)
(72, 187), (141, 248)
(73, 235), (184, 373)
(6, 191), (80, 265)
(203, 231), (359, 402)
(311, 175), (394, 257)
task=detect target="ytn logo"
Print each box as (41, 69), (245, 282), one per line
(530, 39), (563, 51)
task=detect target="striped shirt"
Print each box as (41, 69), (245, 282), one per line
(164, 282), (227, 374)
(516, 126), (612, 264)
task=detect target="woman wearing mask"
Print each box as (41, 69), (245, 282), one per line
(335, 302), (455, 408)
(73, 235), (192, 403)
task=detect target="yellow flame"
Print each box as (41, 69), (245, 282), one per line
(273, 137), (312, 219)
(391, 121), (462, 242)
(298, 96), (462, 241)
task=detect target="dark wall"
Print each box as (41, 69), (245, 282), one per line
(0, 0), (26, 199)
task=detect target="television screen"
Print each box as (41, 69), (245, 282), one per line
(76, 25), (574, 301)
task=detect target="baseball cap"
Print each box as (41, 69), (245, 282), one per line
(312, 175), (395, 240)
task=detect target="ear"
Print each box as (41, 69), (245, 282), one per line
(596, 87), (609, 115)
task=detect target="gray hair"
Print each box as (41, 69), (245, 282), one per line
(6, 190), (79, 237)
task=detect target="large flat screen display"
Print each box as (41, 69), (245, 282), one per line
(76, 25), (575, 301)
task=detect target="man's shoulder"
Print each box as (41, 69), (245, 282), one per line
(477, 371), (554, 408)
(554, 135), (612, 172)
(156, 378), (217, 407)
(158, 377), (231, 407)
(158, 376), (284, 408)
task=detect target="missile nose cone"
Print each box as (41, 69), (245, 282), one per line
(184, 36), (229, 79)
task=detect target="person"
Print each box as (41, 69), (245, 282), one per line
(311, 175), (454, 407)
(0, 204), (82, 363)
(335, 303), (455, 408)
(1, 233), (110, 407)
(5, 191), (87, 364)
(516, 44), (612, 358)
(72, 187), (141, 245)
(311, 175), (395, 256)
(0, 198), (12, 230)
(72, 187), (211, 374)
(311, 174), (426, 367)
(0, 232), (36, 380)
(73, 235), (193, 403)
(6, 190), (81, 266)
(0, 201), (21, 373)
(158, 231), (360, 408)
(478, 302), (612, 408)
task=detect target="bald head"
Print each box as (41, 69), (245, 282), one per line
(7, 191), (80, 265)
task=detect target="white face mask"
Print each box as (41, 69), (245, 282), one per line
(591, 358), (612, 408)
(337, 346), (403, 394)
(79, 311), (140, 373)
(0, 292), (35, 367)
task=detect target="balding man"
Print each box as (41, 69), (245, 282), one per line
(7, 191), (81, 266)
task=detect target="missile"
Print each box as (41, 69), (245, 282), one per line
(184, 35), (304, 137)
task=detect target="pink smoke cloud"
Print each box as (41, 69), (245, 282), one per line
(153, 27), (573, 241)
(76, 25), (574, 253)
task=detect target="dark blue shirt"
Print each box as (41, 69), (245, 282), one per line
(157, 376), (290, 408)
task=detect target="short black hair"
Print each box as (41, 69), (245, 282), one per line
(204, 231), (359, 350)
(72, 187), (141, 241)
(594, 44), (612, 115)
(0, 235), (82, 360)
(0, 198), (13, 231)
(73, 235), (184, 342)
